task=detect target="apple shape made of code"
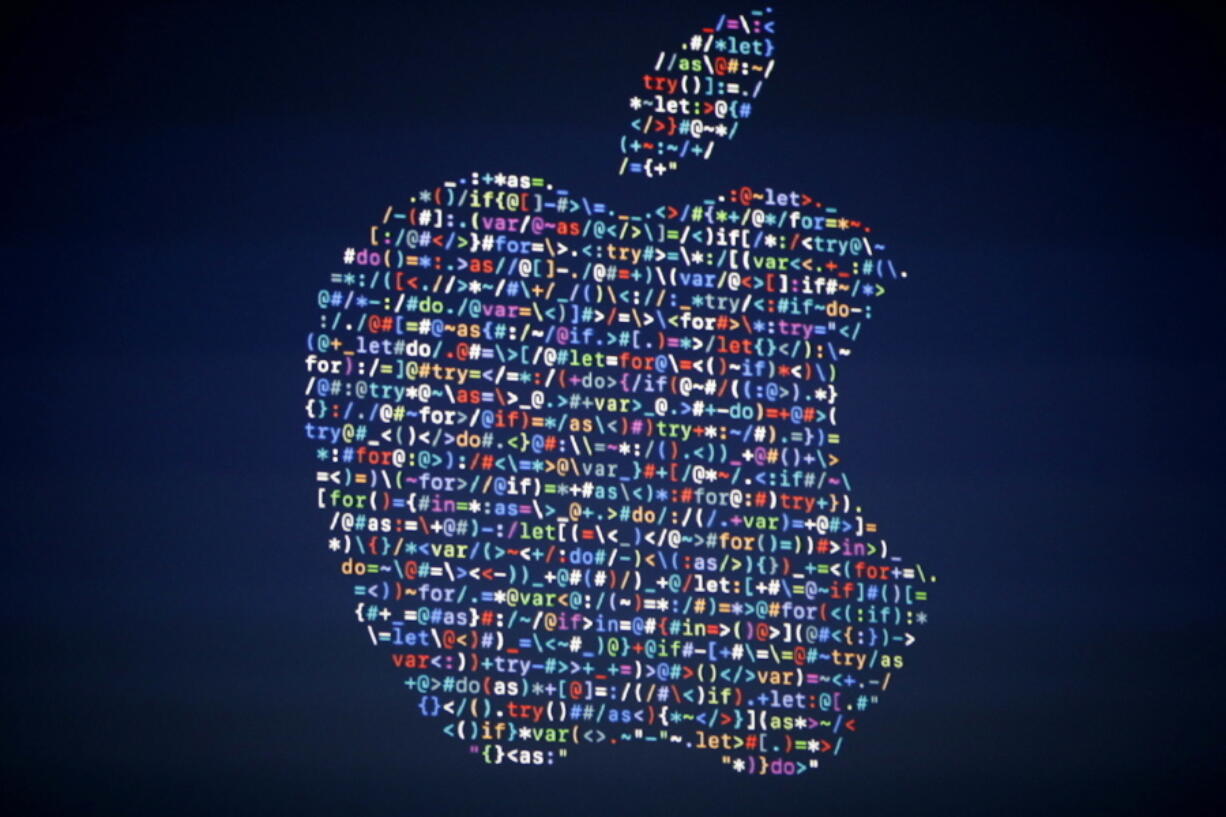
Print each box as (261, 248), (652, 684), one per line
(305, 8), (928, 776)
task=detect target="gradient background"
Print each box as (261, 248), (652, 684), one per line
(3, 1), (1224, 814)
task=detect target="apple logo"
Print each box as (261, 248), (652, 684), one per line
(305, 7), (929, 775)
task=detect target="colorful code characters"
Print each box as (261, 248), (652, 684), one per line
(304, 8), (931, 775)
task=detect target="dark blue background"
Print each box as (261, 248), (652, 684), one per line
(3, 1), (1223, 814)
